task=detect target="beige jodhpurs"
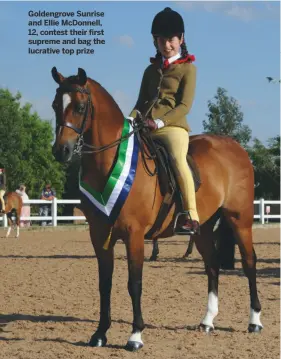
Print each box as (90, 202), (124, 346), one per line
(151, 126), (199, 222)
(0, 189), (5, 211)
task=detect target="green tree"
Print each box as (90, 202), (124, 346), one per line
(248, 136), (280, 199)
(0, 88), (66, 198)
(203, 87), (252, 148)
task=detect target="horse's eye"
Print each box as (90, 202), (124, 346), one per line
(76, 103), (85, 113)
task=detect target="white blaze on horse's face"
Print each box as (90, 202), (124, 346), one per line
(63, 94), (71, 113)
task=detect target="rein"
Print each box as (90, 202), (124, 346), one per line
(81, 121), (142, 154)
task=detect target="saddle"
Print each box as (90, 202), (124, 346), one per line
(138, 128), (201, 239)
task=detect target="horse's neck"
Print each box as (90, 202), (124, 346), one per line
(81, 81), (124, 190)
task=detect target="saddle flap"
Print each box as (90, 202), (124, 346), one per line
(153, 139), (201, 194)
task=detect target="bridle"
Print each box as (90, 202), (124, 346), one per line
(54, 85), (94, 135)
(55, 84), (95, 155)
(54, 83), (157, 176)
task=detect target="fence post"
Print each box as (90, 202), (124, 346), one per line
(259, 198), (265, 224)
(52, 198), (57, 227)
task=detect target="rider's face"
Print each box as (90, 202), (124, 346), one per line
(156, 35), (183, 58)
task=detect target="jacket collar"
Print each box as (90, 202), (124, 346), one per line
(150, 53), (196, 68)
(162, 53), (181, 65)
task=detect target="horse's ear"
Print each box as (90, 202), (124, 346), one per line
(77, 68), (87, 86)
(51, 67), (64, 85)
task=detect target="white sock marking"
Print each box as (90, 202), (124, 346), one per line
(249, 308), (263, 327)
(201, 291), (219, 328)
(128, 331), (143, 345)
(16, 225), (19, 238)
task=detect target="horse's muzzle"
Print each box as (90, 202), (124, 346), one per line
(52, 141), (75, 163)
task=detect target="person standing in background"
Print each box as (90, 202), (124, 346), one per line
(39, 183), (56, 226)
(16, 184), (31, 227)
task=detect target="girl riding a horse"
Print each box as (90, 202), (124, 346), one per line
(128, 7), (199, 235)
(51, 8), (263, 352)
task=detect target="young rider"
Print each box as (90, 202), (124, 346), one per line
(128, 7), (200, 234)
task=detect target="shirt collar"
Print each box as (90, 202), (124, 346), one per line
(162, 52), (181, 65)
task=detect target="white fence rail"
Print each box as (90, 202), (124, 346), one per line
(0, 198), (280, 227)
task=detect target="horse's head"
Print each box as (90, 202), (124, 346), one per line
(51, 67), (93, 163)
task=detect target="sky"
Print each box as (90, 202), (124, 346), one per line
(0, 1), (280, 144)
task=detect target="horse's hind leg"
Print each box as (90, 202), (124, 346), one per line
(6, 215), (12, 238)
(216, 217), (236, 269)
(6, 225), (12, 238)
(15, 211), (20, 238)
(224, 215), (262, 332)
(194, 221), (220, 332)
(150, 238), (159, 261)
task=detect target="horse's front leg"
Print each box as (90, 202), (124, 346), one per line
(125, 229), (145, 351)
(89, 231), (114, 347)
(16, 213), (20, 238)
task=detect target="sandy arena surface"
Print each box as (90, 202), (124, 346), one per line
(0, 227), (279, 359)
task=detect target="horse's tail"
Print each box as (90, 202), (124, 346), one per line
(216, 215), (236, 270)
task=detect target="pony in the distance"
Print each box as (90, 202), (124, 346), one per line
(1, 192), (23, 238)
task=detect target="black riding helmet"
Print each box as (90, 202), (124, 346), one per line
(151, 7), (184, 37)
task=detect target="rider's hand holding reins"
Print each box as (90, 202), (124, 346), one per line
(127, 111), (158, 131)
(144, 118), (157, 131)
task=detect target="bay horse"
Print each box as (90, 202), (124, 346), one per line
(51, 67), (263, 351)
(1, 192), (23, 238)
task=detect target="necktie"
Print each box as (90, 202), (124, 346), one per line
(163, 59), (169, 69)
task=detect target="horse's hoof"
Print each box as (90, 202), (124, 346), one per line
(89, 332), (107, 347)
(199, 323), (214, 333)
(248, 324), (263, 333)
(125, 340), (143, 352)
(149, 256), (158, 262)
